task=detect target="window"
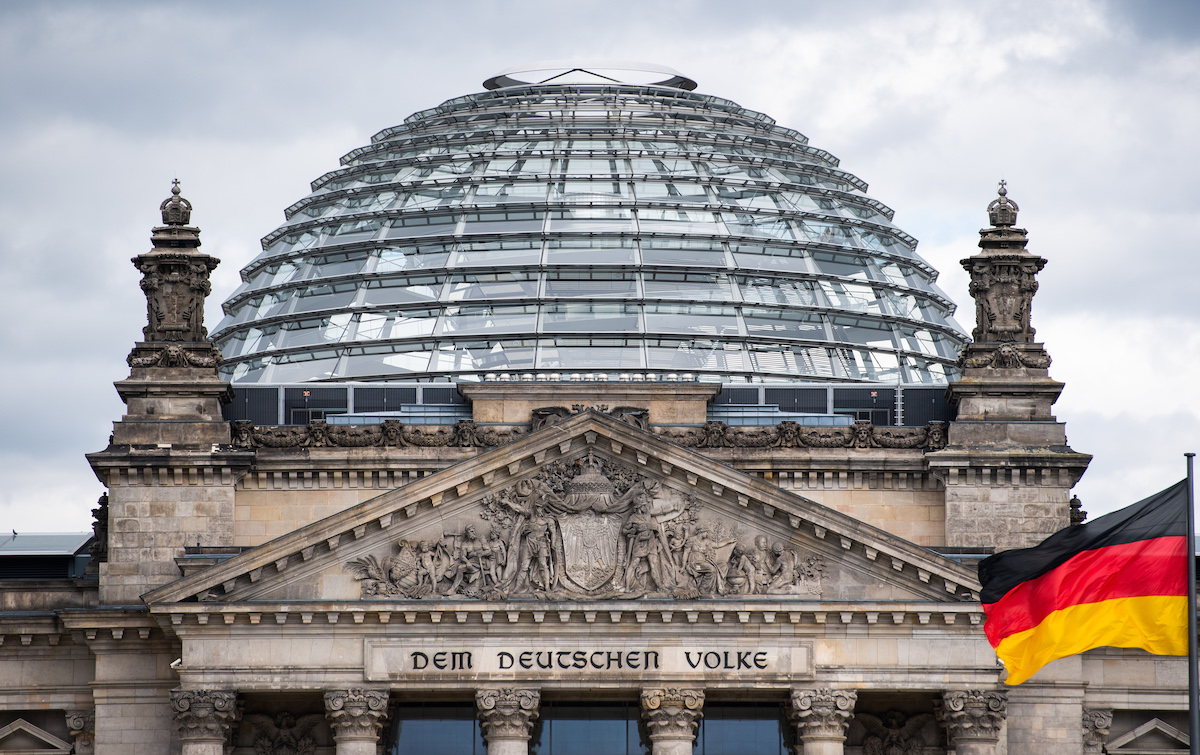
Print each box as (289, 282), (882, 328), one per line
(693, 703), (792, 755)
(387, 704), (484, 755)
(530, 701), (645, 755)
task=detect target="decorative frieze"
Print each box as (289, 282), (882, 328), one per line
(640, 688), (704, 741)
(475, 688), (540, 740)
(1082, 708), (1113, 755)
(346, 453), (826, 600)
(170, 689), (241, 742)
(935, 690), (1007, 744)
(232, 419), (520, 449)
(658, 420), (947, 451)
(323, 689), (389, 741)
(789, 689), (857, 740)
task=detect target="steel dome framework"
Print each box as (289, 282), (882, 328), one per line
(212, 71), (967, 385)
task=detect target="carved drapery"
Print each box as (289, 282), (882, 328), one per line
(323, 689), (389, 741)
(789, 689), (857, 740)
(935, 691), (1007, 746)
(640, 688), (704, 741)
(475, 688), (540, 741)
(65, 710), (94, 755)
(1082, 708), (1113, 755)
(346, 453), (827, 601)
(171, 689), (241, 743)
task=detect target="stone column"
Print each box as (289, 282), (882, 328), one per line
(1082, 708), (1113, 755)
(641, 688), (704, 755)
(935, 691), (1007, 755)
(171, 690), (241, 755)
(65, 710), (94, 755)
(476, 688), (540, 755)
(788, 689), (857, 755)
(324, 689), (389, 755)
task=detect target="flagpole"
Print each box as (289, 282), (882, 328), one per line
(1187, 451), (1197, 755)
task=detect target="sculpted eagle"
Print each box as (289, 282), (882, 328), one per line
(244, 712), (325, 755)
(858, 711), (934, 755)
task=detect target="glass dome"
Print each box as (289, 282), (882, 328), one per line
(212, 68), (967, 385)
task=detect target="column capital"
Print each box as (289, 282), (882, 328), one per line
(789, 689), (857, 741)
(476, 688), (540, 741)
(323, 689), (389, 741)
(65, 710), (95, 755)
(1082, 708), (1113, 754)
(641, 688), (704, 741)
(170, 689), (241, 743)
(935, 690), (1007, 744)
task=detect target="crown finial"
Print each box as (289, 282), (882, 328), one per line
(160, 180), (193, 226)
(986, 180), (1019, 228)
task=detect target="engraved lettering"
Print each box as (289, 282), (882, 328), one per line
(411, 651), (429, 670)
(451, 651), (472, 670)
(590, 651), (605, 669)
(754, 652), (768, 669)
(645, 651), (659, 669)
(738, 651), (751, 669)
(606, 651), (622, 669)
(433, 652), (448, 670)
(685, 652), (702, 669)
(556, 651), (571, 669)
(704, 652), (720, 669)
(498, 651), (514, 669)
(627, 651), (640, 670)
(536, 652), (553, 670)
(519, 651), (533, 669)
(573, 651), (587, 669)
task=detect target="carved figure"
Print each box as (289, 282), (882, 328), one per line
(531, 406), (572, 430)
(858, 711), (933, 755)
(771, 420), (806, 448)
(622, 495), (674, 592)
(607, 406), (650, 431)
(244, 712), (325, 755)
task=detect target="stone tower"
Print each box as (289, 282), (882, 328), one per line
(927, 183), (1091, 550)
(87, 183), (253, 605)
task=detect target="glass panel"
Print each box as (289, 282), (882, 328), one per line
(543, 303), (639, 332)
(537, 340), (645, 369)
(829, 315), (898, 349)
(292, 282), (358, 313)
(376, 244), (451, 271)
(441, 305), (538, 335)
(545, 238), (636, 265)
(547, 207), (635, 232)
(432, 340), (537, 371)
(799, 219), (858, 245)
(265, 350), (341, 383)
(276, 313), (353, 348)
(694, 703), (789, 755)
(340, 346), (432, 377)
(361, 276), (443, 306)
(643, 272), (734, 301)
(398, 186), (467, 208)
(746, 343), (834, 378)
(644, 304), (738, 335)
(646, 339), (746, 372)
(445, 272), (539, 301)
(461, 209), (544, 234)
(559, 157), (622, 176)
(714, 186), (787, 210)
(640, 238), (726, 266)
(452, 239), (543, 267)
(384, 214), (457, 238)
(742, 307), (825, 338)
(473, 182), (549, 204)
(484, 157), (553, 175)
(354, 310), (438, 341)
(630, 158), (700, 176)
(822, 281), (885, 314)
(730, 242), (809, 273)
(325, 219), (382, 244)
(724, 213), (794, 239)
(551, 179), (630, 200)
(634, 181), (709, 204)
(544, 271), (637, 298)
(812, 251), (871, 280)
(531, 701), (645, 755)
(706, 162), (773, 180)
(303, 250), (371, 279)
(737, 276), (819, 306)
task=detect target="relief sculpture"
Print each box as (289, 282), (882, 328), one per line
(347, 452), (825, 600)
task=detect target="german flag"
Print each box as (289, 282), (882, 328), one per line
(978, 480), (1190, 685)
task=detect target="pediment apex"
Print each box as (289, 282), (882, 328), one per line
(143, 411), (978, 606)
(0, 719), (73, 753)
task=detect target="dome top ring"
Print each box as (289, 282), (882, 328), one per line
(483, 60), (698, 90)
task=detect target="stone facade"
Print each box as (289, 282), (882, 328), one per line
(0, 185), (1185, 755)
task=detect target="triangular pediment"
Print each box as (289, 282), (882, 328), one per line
(0, 720), (72, 755)
(1109, 718), (1190, 753)
(144, 411), (979, 607)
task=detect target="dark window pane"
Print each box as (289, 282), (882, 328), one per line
(532, 702), (646, 755)
(694, 704), (788, 755)
(389, 704), (483, 755)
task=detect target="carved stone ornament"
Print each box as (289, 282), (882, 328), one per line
(1082, 708), (1113, 754)
(531, 405), (650, 432)
(640, 688), (704, 741)
(934, 690), (1007, 743)
(346, 452), (826, 600)
(956, 343), (1051, 370)
(857, 711), (934, 755)
(136, 248), (219, 343)
(170, 689), (242, 742)
(65, 710), (95, 755)
(657, 420), (948, 451)
(323, 689), (388, 741)
(128, 342), (223, 368)
(789, 689), (857, 740)
(231, 419), (522, 450)
(244, 712), (326, 755)
(476, 688), (540, 741)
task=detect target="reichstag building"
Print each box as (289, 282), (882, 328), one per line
(0, 62), (1185, 755)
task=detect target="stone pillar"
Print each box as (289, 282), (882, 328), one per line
(476, 688), (540, 755)
(1082, 708), (1113, 755)
(65, 710), (95, 755)
(788, 689), (857, 755)
(324, 689), (389, 755)
(171, 690), (240, 755)
(935, 690), (1007, 755)
(640, 688), (704, 755)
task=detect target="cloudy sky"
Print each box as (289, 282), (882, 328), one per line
(1, 0), (1197, 532)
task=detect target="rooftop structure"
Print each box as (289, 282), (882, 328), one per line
(212, 65), (967, 385)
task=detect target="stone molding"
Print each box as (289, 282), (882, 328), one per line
(658, 420), (947, 451)
(232, 419), (521, 450)
(476, 688), (540, 741)
(788, 689), (857, 740)
(323, 689), (389, 741)
(640, 688), (704, 741)
(65, 710), (94, 755)
(1082, 708), (1113, 754)
(171, 689), (241, 743)
(935, 690), (1007, 743)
